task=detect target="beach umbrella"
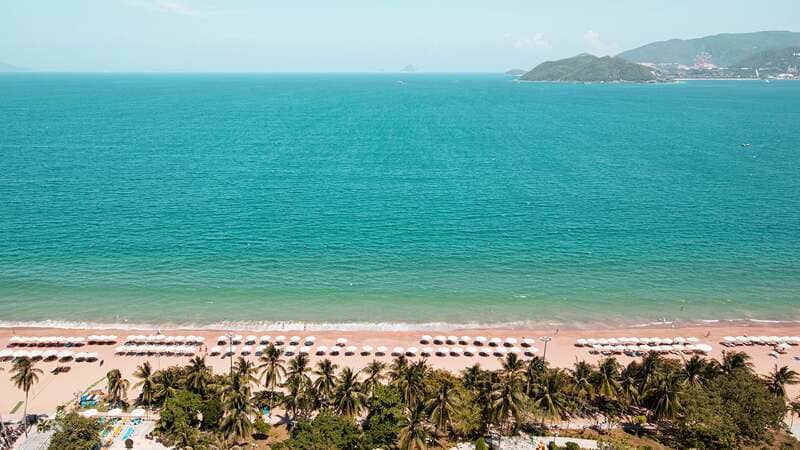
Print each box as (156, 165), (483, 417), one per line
(627, 337), (640, 344)
(217, 336), (227, 345)
(81, 409), (98, 418)
(328, 346), (340, 355)
(723, 336), (735, 344)
(335, 338), (347, 346)
(375, 346), (388, 355)
(57, 350), (73, 359)
(451, 347), (464, 356)
(12, 350), (29, 359)
(614, 345), (626, 353)
(686, 337), (699, 343)
(575, 338), (588, 346)
(779, 343), (791, 349)
(465, 346), (477, 356)
(459, 336), (471, 345)
(524, 347), (539, 356)
(696, 344), (712, 354)
(493, 348), (507, 356)
(174, 335), (185, 343)
(245, 335), (256, 344)
(431, 335), (444, 344)
(195, 336), (205, 343)
(0, 349), (13, 358)
(231, 335), (243, 344)
(274, 335), (286, 344)
(43, 350), (59, 359)
(9, 336), (21, 344)
(756, 335), (769, 344)
(392, 346), (405, 356)
(661, 338), (673, 345)
(474, 336), (487, 345)
(672, 344), (685, 351)
(299, 346), (312, 355)
(421, 347), (434, 356)
(406, 347), (419, 356)
(305, 336), (316, 345)
(114, 346), (127, 354)
(607, 338), (619, 345)
(254, 345), (266, 355)
(361, 345), (373, 355)
(107, 408), (123, 418)
(652, 338), (663, 345)
(586, 338), (598, 345)
(289, 336), (301, 345)
(343, 345), (356, 355)
(479, 348), (491, 357)
(165, 336), (176, 344)
(74, 352), (87, 361)
(504, 338), (517, 347)
(225, 345), (239, 355)
(259, 335), (271, 344)
(315, 346), (328, 355)
(597, 338), (609, 345)
(522, 338), (536, 347)
(209, 346), (222, 355)
(625, 345), (639, 352)
(420, 335), (432, 344)
(241, 345), (252, 355)
(508, 347), (521, 355)
(443, 336), (455, 344)
(790, 337), (800, 344)
(436, 347), (449, 356)
(734, 336), (747, 345)
(155, 335), (166, 343)
(489, 337), (502, 347)
(674, 337), (687, 344)
(130, 408), (146, 418)
(29, 350), (43, 359)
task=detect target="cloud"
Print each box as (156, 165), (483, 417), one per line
(504, 32), (552, 51)
(124, 0), (227, 17)
(583, 30), (617, 55)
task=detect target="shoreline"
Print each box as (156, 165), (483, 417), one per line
(4, 322), (800, 415)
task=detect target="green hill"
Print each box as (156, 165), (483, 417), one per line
(520, 54), (658, 83)
(504, 68), (527, 76)
(618, 31), (800, 66)
(732, 46), (800, 69)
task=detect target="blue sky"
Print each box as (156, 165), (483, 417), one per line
(1, 0), (798, 72)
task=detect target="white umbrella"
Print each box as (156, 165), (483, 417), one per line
(607, 338), (619, 345)
(508, 347), (521, 354)
(493, 348), (507, 356)
(305, 336), (316, 345)
(12, 350), (29, 359)
(130, 408), (146, 418)
(446, 336), (458, 344)
(43, 350), (59, 359)
(57, 350), (73, 359)
(328, 346), (340, 355)
(392, 346), (405, 356)
(275, 335), (286, 344)
(436, 347), (449, 356)
(421, 347), (434, 356)
(489, 337), (502, 346)
(245, 335), (257, 344)
(597, 338), (609, 345)
(459, 336), (471, 345)
(255, 345), (266, 355)
(661, 338), (673, 345)
(80, 409), (98, 418)
(29, 350), (43, 359)
(420, 335), (432, 344)
(686, 337), (699, 343)
(195, 336), (206, 343)
(336, 338), (347, 346)
(478, 348), (491, 357)
(284, 346), (297, 356)
(361, 345), (373, 354)
(695, 344), (712, 354)
(674, 337), (687, 344)
(779, 343), (791, 349)
(522, 338), (536, 347)
(316, 346), (328, 355)
(260, 335), (271, 344)
(289, 336), (301, 345)
(210, 346), (222, 355)
(376, 346), (388, 355)
(586, 338), (598, 345)
(628, 337), (640, 344)
(451, 347), (463, 356)
(240, 345), (252, 355)
(0, 349), (13, 358)
(345, 345), (357, 355)
(406, 347), (418, 356)
(474, 336), (487, 345)
(174, 335), (186, 343)
(504, 338), (517, 347)
(86, 352), (98, 361)
(465, 346), (477, 356)
(299, 346), (312, 354)
(217, 336), (227, 345)
(524, 347), (539, 355)
(434, 335), (446, 344)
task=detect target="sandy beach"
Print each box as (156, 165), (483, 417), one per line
(3, 323), (800, 417)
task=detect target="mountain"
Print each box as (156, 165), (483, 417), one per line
(520, 54), (659, 83)
(618, 31), (800, 67)
(733, 46), (800, 69)
(504, 68), (527, 76)
(0, 61), (28, 72)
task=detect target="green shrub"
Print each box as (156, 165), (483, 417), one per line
(475, 437), (488, 450)
(253, 414), (271, 440)
(565, 442), (581, 450)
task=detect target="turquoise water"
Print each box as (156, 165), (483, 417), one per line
(1, 74), (799, 329)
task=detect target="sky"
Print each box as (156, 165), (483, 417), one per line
(1, 0), (799, 72)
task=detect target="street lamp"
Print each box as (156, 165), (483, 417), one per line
(540, 336), (552, 362)
(225, 333), (234, 380)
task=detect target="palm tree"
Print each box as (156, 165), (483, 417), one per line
(396, 360), (429, 408)
(312, 359), (339, 406)
(133, 361), (156, 410)
(425, 379), (458, 437)
(491, 377), (525, 435)
(523, 356), (547, 395)
(220, 373), (256, 445)
(637, 352), (664, 392)
(389, 355), (409, 382)
(571, 361), (596, 401)
(334, 367), (366, 417)
(719, 350), (753, 375)
(106, 369), (129, 407)
(283, 376), (314, 423)
(618, 363), (641, 407)
(532, 369), (571, 426)
(10, 359), (42, 437)
(233, 356), (258, 387)
(680, 355), (708, 387)
(185, 356), (211, 396)
(153, 368), (182, 403)
(363, 360), (386, 399)
(765, 365), (800, 399)
(461, 364), (483, 390)
(500, 353), (525, 381)
(789, 399), (800, 427)
(286, 353), (312, 386)
(643, 372), (684, 422)
(398, 403), (433, 450)
(257, 345), (286, 407)
(593, 357), (621, 400)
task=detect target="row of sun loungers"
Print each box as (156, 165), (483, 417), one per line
(8, 336), (87, 347)
(721, 335), (800, 346)
(0, 349), (98, 361)
(419, 335), (538, 347)
(115, 345), (197, 356)
(586, 343), (713, 355)
(215, 335), (316, 346)
(575, 336), (701, 346)
(125, 335), (205, 345)
(208, 344), (540, 358)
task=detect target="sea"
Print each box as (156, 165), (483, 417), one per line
(1, 73), (798, 331)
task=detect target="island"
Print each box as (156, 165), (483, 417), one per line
(504, 68), (527, 76)
(519, 53), (661, 83)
